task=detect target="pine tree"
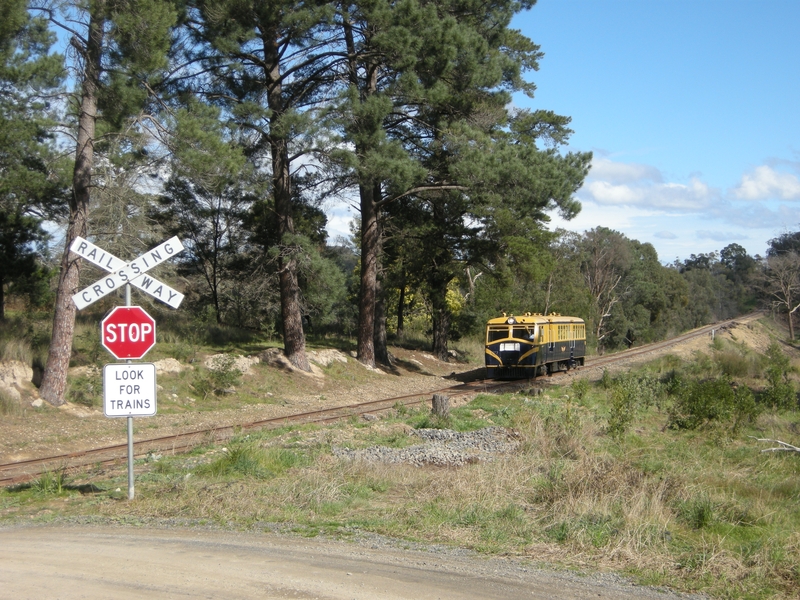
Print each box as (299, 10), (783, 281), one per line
(184, 0), (344, 370)
(35, 0), (177, 405)
(0, 0), (66, 319)
(331, 0), (590, 361)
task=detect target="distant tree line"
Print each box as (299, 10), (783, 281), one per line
(0, 0), (794, 405)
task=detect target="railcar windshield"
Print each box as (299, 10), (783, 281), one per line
(512, 326), (536, 340)
(486, 327), (508, 343)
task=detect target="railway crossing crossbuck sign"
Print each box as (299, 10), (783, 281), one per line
(70, 236), (185, 309)
(101, 306), (157, 360)
(69, 235), (184, 500)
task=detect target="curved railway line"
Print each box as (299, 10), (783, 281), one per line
(0, 314), (758, 487)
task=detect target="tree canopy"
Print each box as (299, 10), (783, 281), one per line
(1, 0), (780, 405)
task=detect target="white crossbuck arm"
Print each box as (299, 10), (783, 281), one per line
(70, 236), (185, 309)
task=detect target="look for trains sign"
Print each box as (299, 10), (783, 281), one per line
(103, 363), (157, 418)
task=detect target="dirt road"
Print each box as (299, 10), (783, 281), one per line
(0, 525), (700, 599)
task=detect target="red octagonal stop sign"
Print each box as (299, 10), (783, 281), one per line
(101, 306), (156, 360)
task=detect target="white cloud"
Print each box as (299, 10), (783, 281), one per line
(588, 156), (662, 184)
(732, 165), (800, 200)
(580, 176), (719, 211)
(696, 230), (745, 242)
(654, 230), (678, 239)
(548, 200), (661, 233)
(548, 155), (800, 261)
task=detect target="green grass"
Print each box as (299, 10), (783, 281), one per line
(3, 339), (800, 599)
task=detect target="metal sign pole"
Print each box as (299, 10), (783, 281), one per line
(125, 283), (134, 501)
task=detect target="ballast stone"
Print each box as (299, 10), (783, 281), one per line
(333, 427), (521, 467)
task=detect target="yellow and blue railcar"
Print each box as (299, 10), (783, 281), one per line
(485, 313), (586, 379)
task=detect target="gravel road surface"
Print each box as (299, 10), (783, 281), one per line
(0, 525), (703, 600)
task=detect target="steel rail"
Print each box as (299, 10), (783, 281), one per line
(0, 379), (521, 487)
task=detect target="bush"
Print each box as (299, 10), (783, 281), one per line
(607, 373), (663, 439)
(67, 369), (102, 408)
(714, 350), (751, 378)
(196, 442), (305, 479)
(677, 493), (716, 530)
(761, 343), (797, 411)
(570, 378), (590, 403)
(192, 354), (242, 400)
(668, 376), (758, 432)
(32, 467), (69, 495)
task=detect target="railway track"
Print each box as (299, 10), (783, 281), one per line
(0, 313), (758, 488)
(0, 379), (523, 487)
(583, 314), (755, 370)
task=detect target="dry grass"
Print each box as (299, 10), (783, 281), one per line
(55, 391), (792, 599)
(3, 335), (800, 599)
(0, 339), (33, 364)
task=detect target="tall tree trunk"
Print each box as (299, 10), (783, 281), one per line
(357, 182), (378, 367)
(0, 276), (5, 321)
(396, 272), (405, 338)
(265, 28), (309, 371)
(39, 9), (104, 406)
(431, 286), (451, 361)
(343, 11), (381, 368)
(374, 266), (390, 366)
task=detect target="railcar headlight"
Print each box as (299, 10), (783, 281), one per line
(506, 317), (516, 324)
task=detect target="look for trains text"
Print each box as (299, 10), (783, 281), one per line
(114, 368), (147, 395)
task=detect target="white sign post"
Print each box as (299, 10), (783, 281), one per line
(70, 236), (184, 500)
(103, 364), (157, 417)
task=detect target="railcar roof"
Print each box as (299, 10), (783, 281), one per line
(486, 314), (584, 326)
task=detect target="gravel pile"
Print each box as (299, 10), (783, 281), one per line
(332, 427), (521, 467)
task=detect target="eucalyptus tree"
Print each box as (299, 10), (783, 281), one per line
(0, 0), (67, 319)
(761, 251), (800, 341)
(576, 227), (632, 348)
(32, 0), (178, 405)
(602, 239), (688, 348)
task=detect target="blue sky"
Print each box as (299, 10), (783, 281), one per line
(325, 0), (800, 263)
(512, 0), (800, 262)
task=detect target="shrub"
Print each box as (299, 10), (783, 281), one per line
(761, 343), (797, 411)
(600, 368), (613, 389)
(196, 442), (305, 479)
(67, 369), (102, 408)
(32, 467), (69, 495)
(570, 378), (590, 403)
(677, 493), (716, 530)
(607, 373), (663, 439)
(714, 349), (751, 378)
(668, 376), (758, 432)
(192, 354), (242, 400)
